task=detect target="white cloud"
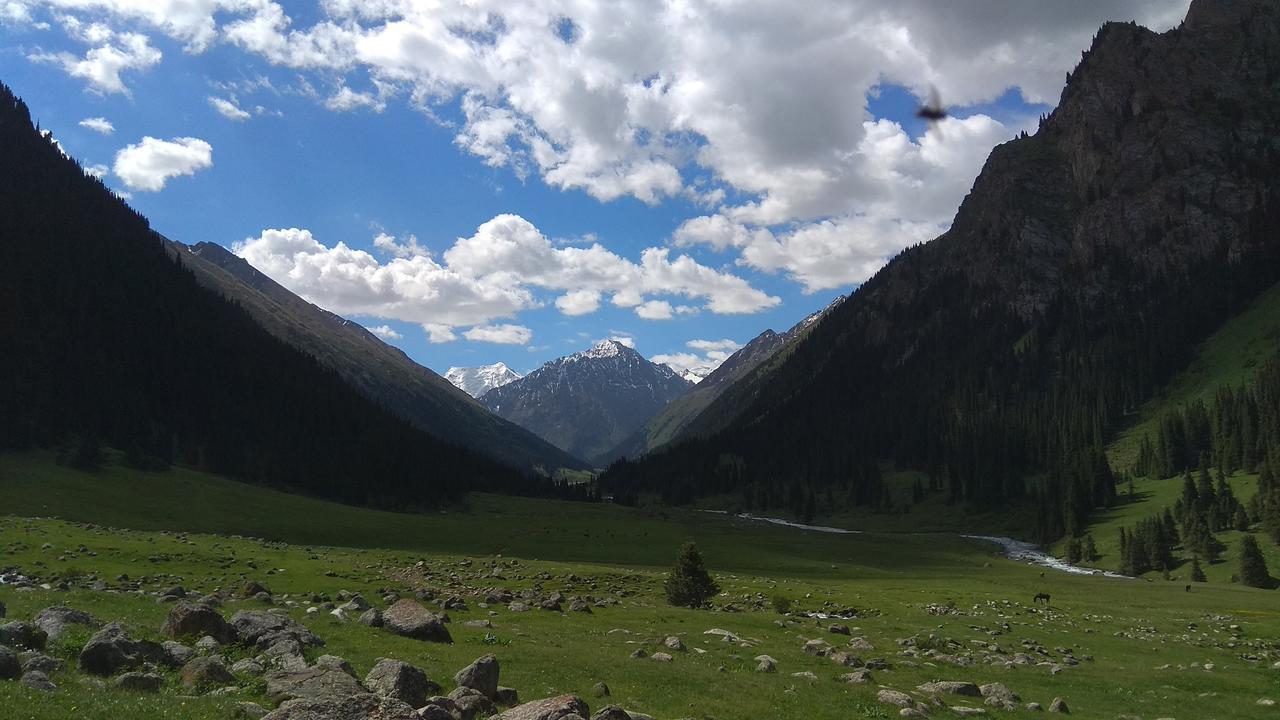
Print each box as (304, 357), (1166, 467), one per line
(422, 323), (457, 343)
(209, 95), (251, 120)
(464, 323), (532, 345)
(652, 337), (742, 380)
(234, 213), (777, 342)
(608, 335), (636, 349)
(636, 299), (673, 320)
(325, 85), (384, 112)
(29, 27), (161, 95)
(367, 324), (402, 340)
(113, 136), (213, 191)
(78, 116), (114, 134)
(84, 163), (108, 178)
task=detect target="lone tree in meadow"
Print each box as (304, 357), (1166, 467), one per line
(1190, 558), (1207, 582)
(1238, 534), (1273, 589)
(665, 541), (720, 608)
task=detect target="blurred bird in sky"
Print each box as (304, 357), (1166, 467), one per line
(916, 85), (948, 122)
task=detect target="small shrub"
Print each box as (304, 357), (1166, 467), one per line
(770, 595), (793, 614)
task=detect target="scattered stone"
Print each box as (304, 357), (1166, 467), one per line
(496, 694), (590, 720)
(651, 652), (673, 662)
(592, 682), (610, 698)
(265, 667), (366, 704)
(1258, 699), (1277, 707)
(952, 707), (987, 716)
(0, 645), (21, 680)
(918, 681), (981, 697)
(497, 686), (520, 706)
(1048, 697), (1069, 714)
(629, 649), (647, 660)
(848, 637), (875, 651)
(181, 656), (235, 691)
(21, 652), (63, 674)
(235, 702), (269, 719)
(1026, 703), (1042, 712)
(161, 602), (235, 643)
(79, 622), (167, 675)
(33, 607), (99, 642)
(0, 621), (47, 650)
(263, 694), (420, 720)
(828, 623), (851, 635)
(358, 608), (383, 627)
(230, 611), (322, 650)
(663, 636), (686, 652)
(194, 635), (222, 652)
(755, 655), (777, 673)
(233, 658), (266, 676)
(161, 640), (194, 666)
(792, 670), (818, 681)
(382, 599), (453, 643)
(365, 658), (439, 708)
(114, 671), (164, 692)
(590, 706), (630, 720)
(241, 581), (271, 598)
(454, 654), (500, 698)
(878, 689), (913, 708)
(20, 669), (57, 692)
(803, 638), (832, 656)
(839, 669), (873, 683)
(314, 655), (357, 677)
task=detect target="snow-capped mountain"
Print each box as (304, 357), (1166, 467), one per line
(445, 362), (523, 399)
(669, 365), (714, 384)
(479, 340), (693, 464)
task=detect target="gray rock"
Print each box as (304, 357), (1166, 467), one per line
(358, 608), (383, 627)
(161, 640), (194, 667)
(114, 671), (164, 692)
(591, 682), (610, 697)
(232, 658), (266, 676)
(0, 621), (48, 650)
(828, 624), (851, 635)
(194, 635), (222, 652)
(497, 686), (520, 706)
(265, 667), (366, 704)
(234, 701), (269, 719)
(802, 638), (831, 656)
(590, 706), (630, 720)
(980, 682), (1020, 704)
(1048, 697), (1069, 714)
(454, 654), (500, 698)
(663, 636), (685, 652)
(365, 658), (439, 708)
(918, 681), (981, 697)
(180, 656), (235, 691)
(161, 602), (235, 643)
(314, 654), (357, 677)
(418, 704), (455, 720)
(497, 694), (590, 720)
(20, 669), (58, 692)
(0, 644), (21, 679)
(450, 686), (497, 719)
(839, 669), (873, 683)
(878, 689), (913, 708)
(382, 599), (452, 643)
(230, 611), (322, 650)
(21, 652), (64, 674)
(79, 622), (166, 676)
(263, 694), (420, 720)
(33, 606), (99, 642)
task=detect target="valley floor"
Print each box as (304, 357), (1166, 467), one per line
(2, 453), (1278, 719)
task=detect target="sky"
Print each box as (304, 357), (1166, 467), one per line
(0, 0), (1191, 377)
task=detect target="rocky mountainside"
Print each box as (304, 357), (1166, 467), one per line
(602, 297), (843, 463)
(602, 0), (1280, 541)
(480, 340), (693, 464)
(445, 363), (523, 399)
(177, 242), (585, 472)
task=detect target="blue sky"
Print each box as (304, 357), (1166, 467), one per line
(0, 0), (1188, 376)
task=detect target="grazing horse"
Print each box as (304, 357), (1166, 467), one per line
(1185, 584), (1191, 592)
(1033, 592), (1051, 604)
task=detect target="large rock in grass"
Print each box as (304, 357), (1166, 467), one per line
(20, 669), (57, 692)
(364, 658), (439, 708)
(265, 667), (366, 704)
(79, 622), (167, 676)
(180, 656), (236, 691)
(590, 707), (631, 720)
(382, 600), (452, 643)
(454, 654), (499, 699)
(162, 602), (235, 643)
(0, 621), (47, 650)
(231, 610), (322, 650)
(449, 686), (497, 719)
(33, 606), (100, 642)
(497, 694), (590, 720)
(918, 681), (981, 697)
(262, 694), (420, 720)
(0, 644), (20, 679)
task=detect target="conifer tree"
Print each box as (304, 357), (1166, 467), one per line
(1238, 535), (1273, 589)
(664, 542), (720, 608)
(1084, 534), (1099, 562)
(1190, 558), (1207, 582)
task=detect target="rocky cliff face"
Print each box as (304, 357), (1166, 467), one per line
(480, 341), (693, 464)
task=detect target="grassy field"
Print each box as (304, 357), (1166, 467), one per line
(3, 453), (1279, 719)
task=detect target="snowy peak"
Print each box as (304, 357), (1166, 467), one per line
(445, 362), (523, 398)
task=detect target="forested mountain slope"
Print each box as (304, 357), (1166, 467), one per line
(602, 0), (1280, 542)
(0, 81), (542, 509)
(175, 242), (585, 472)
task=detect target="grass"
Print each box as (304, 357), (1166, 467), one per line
(3, 453), (1279, 719)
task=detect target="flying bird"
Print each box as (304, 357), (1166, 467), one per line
(916, 85), (948, 122)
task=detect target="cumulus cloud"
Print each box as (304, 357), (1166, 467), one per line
(209, 95), (251, 120)
(234, 214), (776, 343)
(463, 323), (532, 345)
(84, 163), (108, 178)
(113, 136), (213, 191)
(636, 299), (673, 320)
(78, 116), (114, 134)
(29, 24), (161, 95)
(367, 324), (402, 340)
(652, 337), (742, 380)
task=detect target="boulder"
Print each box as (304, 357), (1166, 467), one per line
(450, 686), (497, 719)
(383, 600), (452, 643)
(0, 644), (20, 679)
(663, 636), (685, 652)
(161, 640), (194, 666)
(262, 694), (420, 720)
(114, 671), (164, 692)
(802, 638), (831, 656)
(79, 622), (167, 676)
(230, 611), (322, 650)
(877, 689), (913, 708)
(235, 702), (269, 719)
(918, 681), (981, 697)
(590, 707), (630, 720)
(314, 655), (357, 678)
(0, 621), (48, 650)
(454, 654), (500, 698)
(839, 669), (873, 683)
(232, 658), (266, 676)
(180, 656), (236, 691)
(33, 606), (99, 642)
(497, 694), (591, 720)
(497, 686), (520, 706)
(365, 658), (439, 708)
(21, 652), (63, 674)
(265, 667), (366, 704)
(1048, 697), (1069, 714)
(20, 669), (57, 691)
(828, 624), (851, 635)
(241, 581), (272, 598)
(980, 682), (1020, 705)
(358, 608), (383, 627)
(848, 637), (875, 651)
(161, 602), (235, 643)
(591, 682), (610, 698)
